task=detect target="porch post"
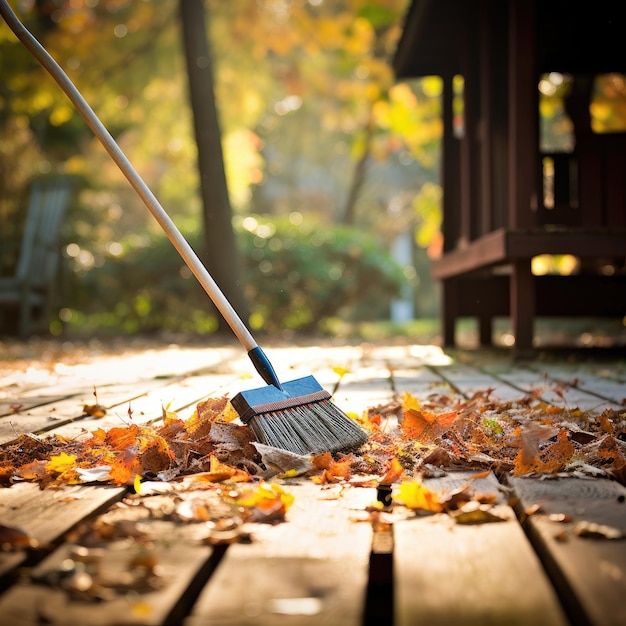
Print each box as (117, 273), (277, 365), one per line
(441, 73), (459, 347)
(508, 0), (538, 354)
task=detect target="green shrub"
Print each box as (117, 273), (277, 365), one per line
(65, 233), (217, 335)
(238, 216), (406, 333)
(61, 217), (406, 336)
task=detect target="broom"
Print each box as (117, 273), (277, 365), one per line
(1, 1), (367, 456)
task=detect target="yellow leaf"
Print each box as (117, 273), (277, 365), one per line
(395, 480), (442, 512)
(83, 403), (106, 418)
(243, 482), (293, 509)
(234, 482), (295, 522)
(162, 408), (180, 426)
(402, 391), (421, 412)
(45, 452), (77, 474)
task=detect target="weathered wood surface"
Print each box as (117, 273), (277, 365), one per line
(0, 341), (624, 625)
(0, 537), (214, 626)
(0, 482), (126, 578)
(394, 470), (569, 626)
(508, 476), (626, 626)
(186, 481), (374, 626)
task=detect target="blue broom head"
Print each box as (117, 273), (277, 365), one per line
(230, 375), (368, 455)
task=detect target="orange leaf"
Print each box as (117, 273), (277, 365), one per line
(368, 413), (382, 427)
(514, 428), (575, 475)
(89, 428), (107, 443)
(402, 408), (457, 443)
(233, 482), (294, 522)
(599, 412), (615, 434)
(190, 455), (251, 483)
(105, 425), (173, 461)
(109, 447), (138, 485)
(0, 462), (15, 486)
(380, 457), (404, 484)
(312, 452), (334, 470)
(327, 457), (353, 480)
(184, 397), (232, 439)
(83, 403), (106, 418)
(15, 459), (48, 481)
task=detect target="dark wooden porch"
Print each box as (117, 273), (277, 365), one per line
(393, 0), (626, 356)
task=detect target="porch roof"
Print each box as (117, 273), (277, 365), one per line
(393, 0), (626, 79)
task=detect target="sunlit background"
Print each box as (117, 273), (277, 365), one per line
(1, 0), (625, 347)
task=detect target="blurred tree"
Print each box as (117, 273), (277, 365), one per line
(179, 0), (248, 324)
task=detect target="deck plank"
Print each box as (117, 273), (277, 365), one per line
(46, 373), (237, 441)
(0, 343), (245, 443)
(427, 362), (530, 401)
(0, 378), (179, 444)
(479, 363), (624, 411)
(0, 538), (214, 626)
(185, 480), (375, 626)
(0, 372), (237, 444)
(0, 482), (126, 577)
(394, 471), (569, 626)
(508, 476), (626, 626)
(523, 363), (626, 407)
(0, 393), (80, 419)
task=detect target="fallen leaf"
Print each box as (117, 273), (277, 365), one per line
(514, 428), (575, 475)
(46, 452), (78, 476)
(574, 521), (624, 539)
(451, 502), (508, 524)
(379, 457), (404, 484)
(394, 480), (442, 513)
(402, 408), (457, 443)
(83, 403), (106, 418)
(252, 442), (313, 476)
(233, 481), (294, 522)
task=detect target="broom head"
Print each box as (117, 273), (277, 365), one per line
(230, 375), (368, 455)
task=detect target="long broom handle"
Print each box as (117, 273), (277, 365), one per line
(1, 1), (283, 388)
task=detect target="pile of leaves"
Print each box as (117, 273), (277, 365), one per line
(367, 387), (626, 485)
(1, 385), (625, 492)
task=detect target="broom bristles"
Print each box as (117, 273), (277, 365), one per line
(231, 375), (368, 455)
(247, 400), (368, 455)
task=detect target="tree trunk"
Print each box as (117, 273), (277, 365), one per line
(178, 0), (249, 327)
(341, 105), (375, 225)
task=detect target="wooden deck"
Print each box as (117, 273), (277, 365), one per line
(0, 339), (625, 626)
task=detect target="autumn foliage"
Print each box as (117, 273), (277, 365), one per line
(1, 386), (625, 500)
(0, 377), (624, 581)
